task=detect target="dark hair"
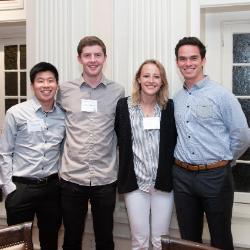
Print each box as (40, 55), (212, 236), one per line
(175, 37), (206, 59)
(30, 62), (59, 84)
(77, 36), (106, 56)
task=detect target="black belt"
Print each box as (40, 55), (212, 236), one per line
(12, 173), (58, 185)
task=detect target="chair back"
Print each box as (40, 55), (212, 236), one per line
(161, 235), (221, 250)
(0, 222), (33, 250)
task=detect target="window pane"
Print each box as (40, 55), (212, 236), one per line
(5, 99), (18, 112)
(233, 33), (250, 63)
(233, 162), (250, 192)
(21, 99), (26, 102)
(20, 72), (27, 96)
(238, 99), (250, 127)
(4, 45), (18, 70)
(20, 45), (26, 69)
(5, 72), (18, 96)
(233, 66), (250, 96)
(239, 147), (250, 161)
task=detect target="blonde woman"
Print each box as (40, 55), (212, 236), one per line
(115, 59), (177, 250)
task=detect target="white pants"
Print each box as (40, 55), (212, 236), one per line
(124, 188), (174, 250)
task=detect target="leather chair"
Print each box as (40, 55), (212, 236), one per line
(0, 222), (33, 250)
(161, 235), (221, 250)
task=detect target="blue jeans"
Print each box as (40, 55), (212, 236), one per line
(60, 179), (116, 250)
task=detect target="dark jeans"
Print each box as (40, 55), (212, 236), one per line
(5, 179), (62, 250)
(61, 179), (117, 250)
(173, 164), (234, 250)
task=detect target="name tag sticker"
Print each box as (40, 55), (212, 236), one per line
(81, 99), (98, 112)
(27, 120), (43, 132)
(143, 117), (160, 130)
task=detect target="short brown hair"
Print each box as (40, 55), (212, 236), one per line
(132, 59), (169, 108)
(77, 36), (106, 56)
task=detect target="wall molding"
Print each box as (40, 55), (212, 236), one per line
(200, 0), (250, 8)
(0, 0), (24, 10)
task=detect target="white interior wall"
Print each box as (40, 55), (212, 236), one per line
(26, 0), (201, 98)
(0, 0), (26, 22)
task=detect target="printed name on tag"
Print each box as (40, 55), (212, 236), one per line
(81, 99), (98, 112)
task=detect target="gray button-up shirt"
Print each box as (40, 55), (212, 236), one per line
(0, 97), (65, 196)
(57, 75), (125, 186)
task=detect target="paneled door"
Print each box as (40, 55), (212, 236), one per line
(222, 21), (250, 203)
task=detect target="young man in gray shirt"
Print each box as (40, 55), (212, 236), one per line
(57, 36), (125, 250)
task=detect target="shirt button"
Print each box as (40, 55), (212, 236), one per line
(187, 105), (190, 108)
(186, 121), (189, 123)
(188, 136), (191, 138)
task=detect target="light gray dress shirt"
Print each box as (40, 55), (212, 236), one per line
(174, 76), (250, 165)
(0, 97), (65, 196)
(57, 75), (125, 186)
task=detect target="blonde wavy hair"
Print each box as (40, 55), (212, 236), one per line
(132, 59), (169, 108)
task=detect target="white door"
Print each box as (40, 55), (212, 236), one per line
(0, 38), (27, 131)
(222, 22), (250, 203)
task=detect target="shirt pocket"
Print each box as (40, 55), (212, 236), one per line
(194, 101), (214, 119)
(16, 119), (44, 139)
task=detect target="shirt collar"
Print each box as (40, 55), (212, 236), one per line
(79, 74), (111, 88)
(31, 96), (57, 113)
(183, 75), (209, 91)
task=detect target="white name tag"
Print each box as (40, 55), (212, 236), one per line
(27, 120), (44, 132)
(143, 117), (160, 130)
(81, 99), (98, 112)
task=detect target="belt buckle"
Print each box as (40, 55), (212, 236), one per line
(37, 177), (47, 184)
(198, 165), (207, 171)
(190, 165), (199, 171)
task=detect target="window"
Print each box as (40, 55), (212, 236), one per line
(222, 22), (250, 203)
(4, 44), (27, 111)
(0, 39), (26, 131)
(232, 33), (250, 193)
